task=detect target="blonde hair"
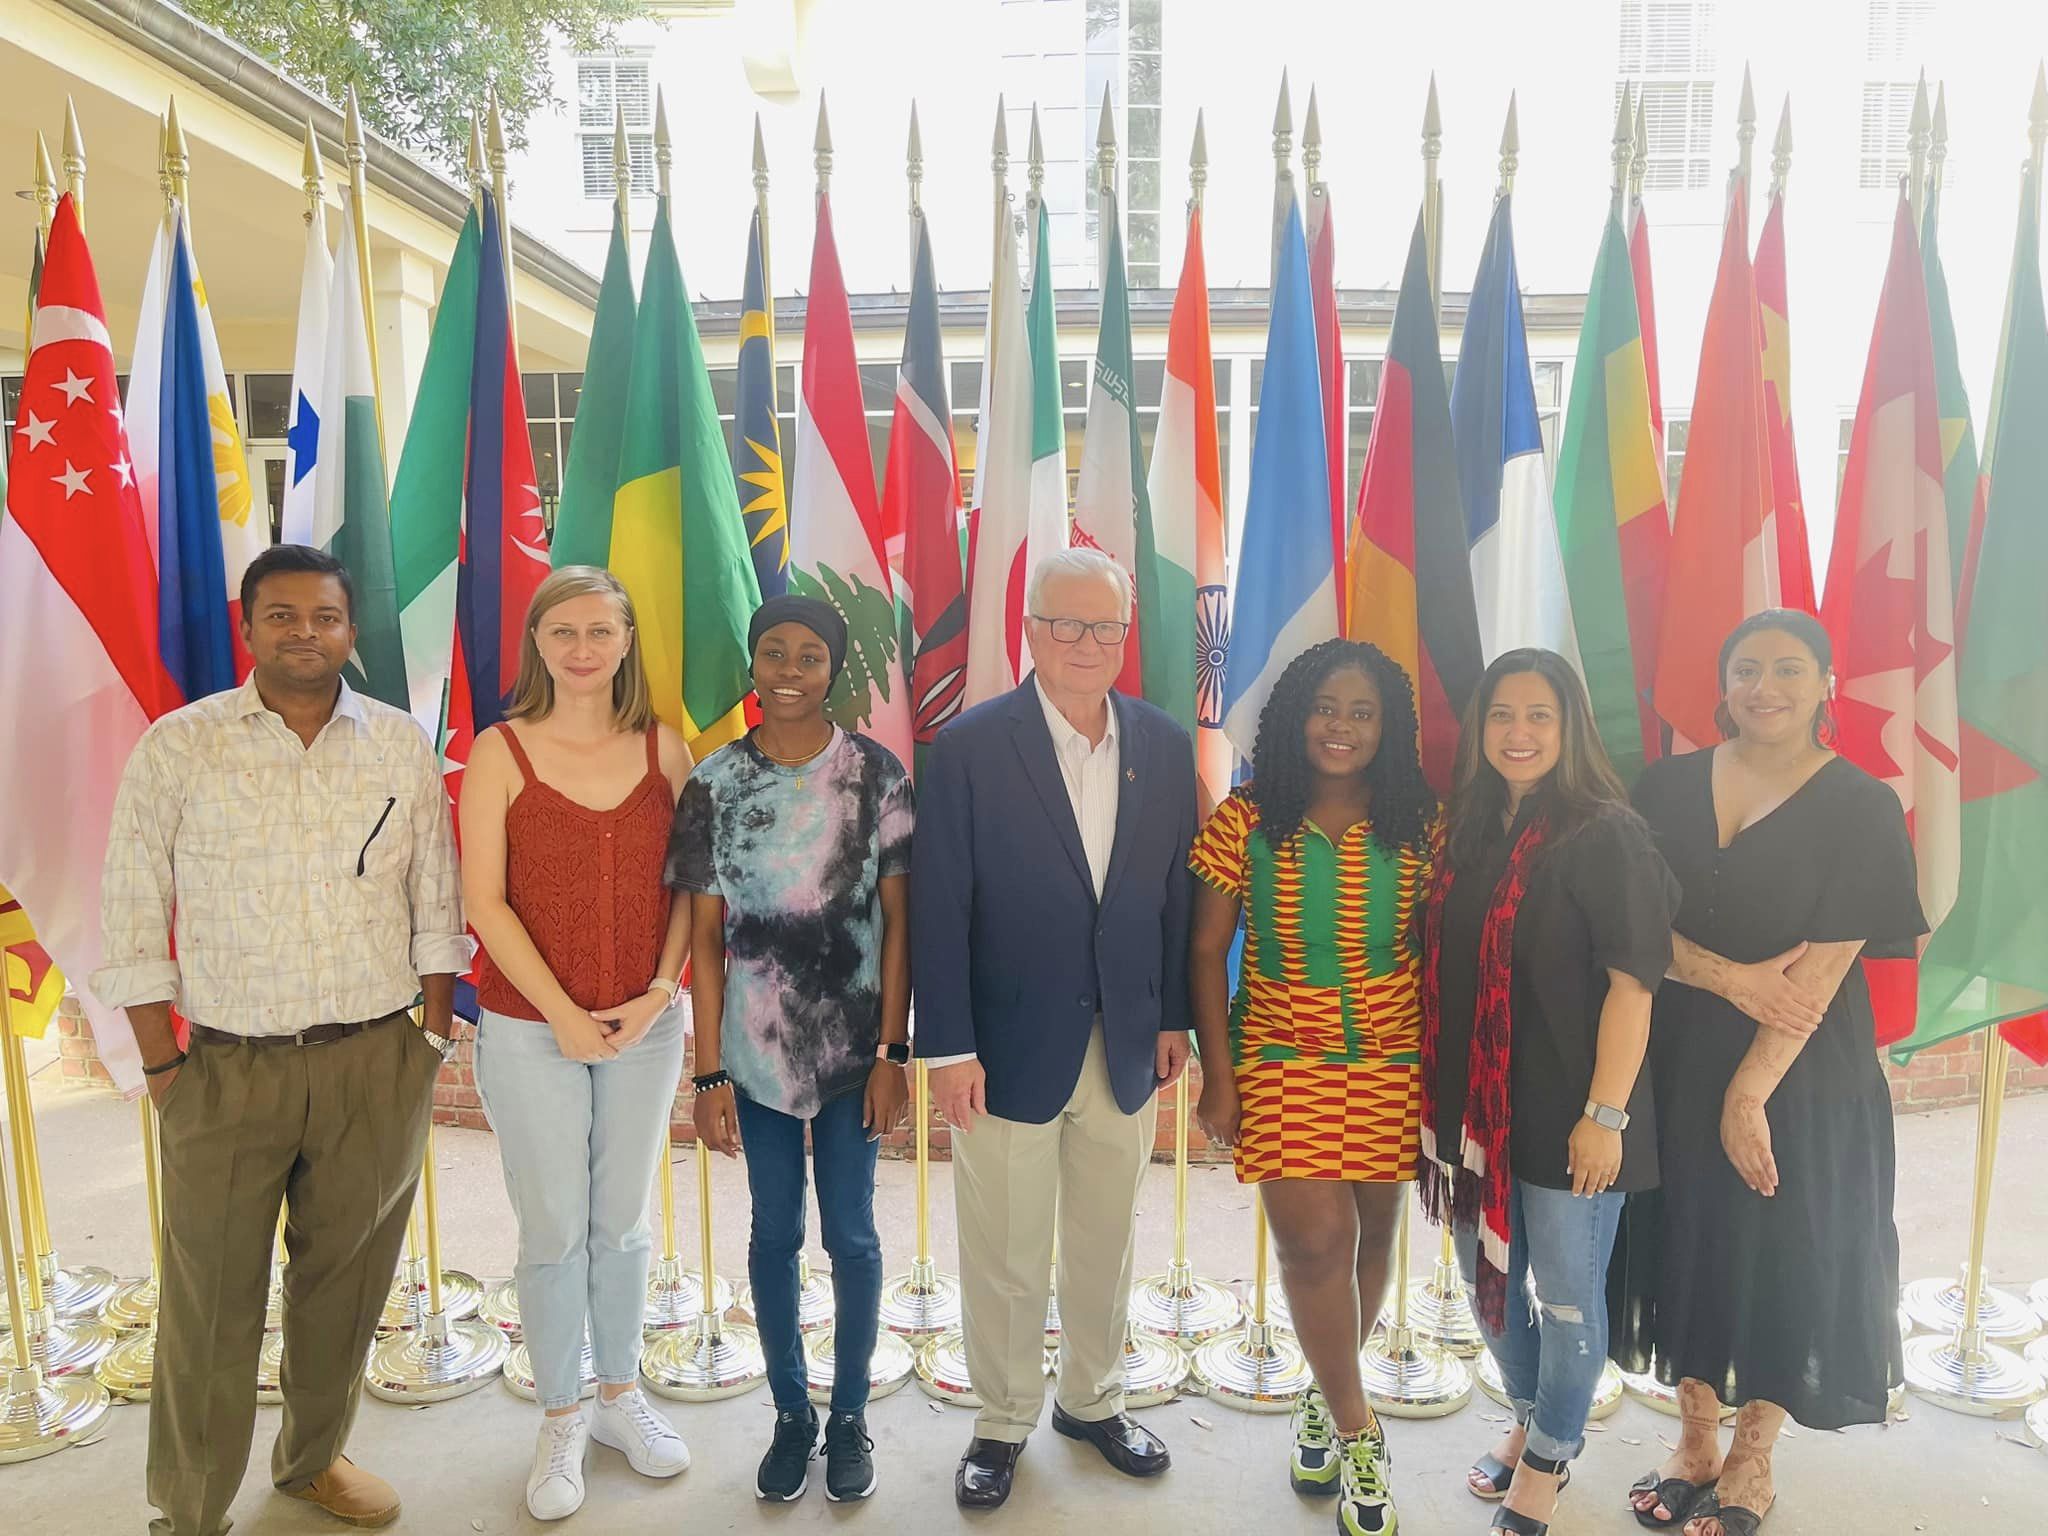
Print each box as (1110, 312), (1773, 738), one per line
(506, 566), (655, 732)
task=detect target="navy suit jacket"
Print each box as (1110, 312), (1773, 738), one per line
(910, 680), (1197, 1125)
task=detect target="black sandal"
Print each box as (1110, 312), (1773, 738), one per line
(1629, 1469), (1718, 1529)
(1487, 1450), (1569, 1535)
(1687, 1497), (1770, 1536)
(1470, 1452), (1571, 1503)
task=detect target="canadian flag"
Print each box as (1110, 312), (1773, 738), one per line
(0, 196), (182, 1091)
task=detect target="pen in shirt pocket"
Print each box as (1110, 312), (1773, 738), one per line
(357, 797), (397, 876)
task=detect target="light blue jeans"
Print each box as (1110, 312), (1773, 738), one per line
(1454, 1181), (1625, 1463)
(473, 1005), (685, 1410)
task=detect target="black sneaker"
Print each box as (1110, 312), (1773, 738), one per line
(824, 1410), (877, 1502)
(756, 1405), (818, 1501)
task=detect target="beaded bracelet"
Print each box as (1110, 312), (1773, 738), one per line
(691, 1069), (732, 1093)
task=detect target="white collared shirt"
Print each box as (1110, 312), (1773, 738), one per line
(926, 679), (1120, 1069)
(92, 677), (473, 1035)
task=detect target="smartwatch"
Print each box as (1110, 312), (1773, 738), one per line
(878, 1042), (911, 1065)
(1583, 1099), (1629, 1131)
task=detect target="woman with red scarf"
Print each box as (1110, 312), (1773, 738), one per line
(1420, 649), (1677, 1536)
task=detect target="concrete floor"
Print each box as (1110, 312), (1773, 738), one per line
(5, 1035), (2047, 1536)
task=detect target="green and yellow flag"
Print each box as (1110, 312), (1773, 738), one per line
(611, 198), (760, 755)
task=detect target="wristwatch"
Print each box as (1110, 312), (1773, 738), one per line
(877, 1042), (910, 1065)
(420, 1024), (462, 1060)
(1583, 1099), (1629, 1131)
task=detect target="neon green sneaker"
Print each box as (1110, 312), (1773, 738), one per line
(1336, 1427), (1398, 1536)
(1289, 1385), (1339, 1495)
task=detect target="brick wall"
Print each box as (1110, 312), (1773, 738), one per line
(52, 994), (113, 1086)
(1881, 1030), (2048, 1113)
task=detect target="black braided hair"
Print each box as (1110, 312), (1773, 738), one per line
(1244, 638), (1435, 857)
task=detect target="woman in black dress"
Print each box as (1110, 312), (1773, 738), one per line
(1616, 610), (1925, 1536)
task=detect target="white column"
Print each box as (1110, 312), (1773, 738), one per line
(371, 245), (439, 464)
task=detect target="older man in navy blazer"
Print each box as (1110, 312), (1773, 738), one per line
(912, 548), (1196, 1511)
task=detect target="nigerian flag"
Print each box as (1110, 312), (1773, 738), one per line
(551, 204), (639, 570)
(611, 196), (759, 752)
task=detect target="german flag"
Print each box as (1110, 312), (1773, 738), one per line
(1345, 210), (1481, 795)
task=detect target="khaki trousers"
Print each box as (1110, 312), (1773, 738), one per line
(952, 1025), (1155, 1443)
(147, 1013), (440, 1536)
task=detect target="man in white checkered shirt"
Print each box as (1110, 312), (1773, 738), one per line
(93, 545), (472, 1536)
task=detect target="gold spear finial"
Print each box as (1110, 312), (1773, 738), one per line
(1302, 84), (1323, 191)
(486, 84), (511, 212)
(655, 87), (672, 202)
(62, 95), (85, 228)
(302, 118), (326, 228)
(1736, 62), (1756, 187)
(612, 97), (631, 220)
(1273, 69), (1294, 195)
(343, 84), (369, 193)
(1631, 88), (1649, 202)
(156, 113), (172, 212)
(752, 112), (769, 201)
(1907, 72), (1931, 226)
(466, 112), (486, 209)
(1612, 82), (1635, 210)
(1028, 101), (1045, 205)
(1096, 83), (1117, 199)
(1422, 74), (1444, 315)
(32, 131), (57, 237)
(1770, 95), (1793, 201)
(1497, 90), (1520, 199)
(1929, 82), (1949, 198)
(1190, 108), (1208, 213)
(814, 92), (834, 197)
(907, 100), (923, 215)
(167, 95), (192, 209)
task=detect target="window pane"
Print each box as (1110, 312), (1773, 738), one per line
(1131, 263), (1160, 288)
(1128, 107), (1160, 161)
(1129, 211), (1160, 265)
(2, 374), (21, 421)
(1130, 0), (1162, 51)
(859, 363), (898, 413)
(777, 365), (797, 413)
(1133, 357), (1164, 406)
(867, 420), (890, 502)
(559, 373), (585, 418)
(1213, 359), (1231, 407)
(245, 373), (293, 440)
(952, 360), (982, 411)
(616, 62), (652, 129)
(709, 367), (738, 418)
(1347, 407), (1376, 511)
(577, 62), (612, 131)
(529, 423), (561, 498)
(1532, 360), (1563, 408)
(1128, 50), (1161, 104)
(1129, 160), (1160, 211)
(1085, 0), (1121, 44)
(523, 373), (556, 417)
(1060, 359), (1089, 406)
(1085, 53), (1122, 113)
(1349, 358), (1382, 409)
(1250, 358), (1265, 410)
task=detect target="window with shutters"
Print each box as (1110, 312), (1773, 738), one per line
(1615, 1), (1717, 192)
(577, 57), (656, 200)
(1859, 1), (1933, 189)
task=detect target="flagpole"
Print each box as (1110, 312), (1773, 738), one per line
(1907, 74), (1931, 235)
(1612, 83), (1636, 222)
(487, 87), (518, 356)
(93, 1097), (166, 1398)
(1770, 96), (1794, 206)
(1096, 84), (1117, 290)
(1497, 91), (1519, 201)
(1929, 82), (1951, 209)
(165, 97), (190, 222)
(1629, 89), (1650, 233)
(33, 132), (57, 240)
(1422, 75), (1443, 317)
(343, 87), (392, 477)
(654, 88), (672, 205)
(1270, 70), (1293, 287)
(1731, 62), (1756, 209)
(905, 101), (923, 269)
(61, 97), (84, 233)
(752, 114), (774, 359)
(1189, 1190), (1311, 1409)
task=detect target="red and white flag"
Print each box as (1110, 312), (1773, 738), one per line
(0, 196), (182, 1091)
(1821, 195), (1960, 1045)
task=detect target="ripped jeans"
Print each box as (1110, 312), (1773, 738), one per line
(1453, 1181), (1624, 1463)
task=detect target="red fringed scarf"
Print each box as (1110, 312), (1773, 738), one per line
(1419, 814), (1548, 1335)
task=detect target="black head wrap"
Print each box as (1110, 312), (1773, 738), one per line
(748, 595), (849, 683)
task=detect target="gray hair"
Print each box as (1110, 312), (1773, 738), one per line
(1026, 547), (1132, 621)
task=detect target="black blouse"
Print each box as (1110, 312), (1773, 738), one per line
(1434, 797), (1679, 1193)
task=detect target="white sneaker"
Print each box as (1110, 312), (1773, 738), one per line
(526, 1413), (589, 1521)
(590, 1385), (692, 1478)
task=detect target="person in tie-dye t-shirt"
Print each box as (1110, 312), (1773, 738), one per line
(665, 594), (913, 1505)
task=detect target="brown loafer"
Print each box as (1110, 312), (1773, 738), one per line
(284, 1457), (401, 1528)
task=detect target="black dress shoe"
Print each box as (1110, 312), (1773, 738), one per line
(1051, 1405), (1171, 1478)
(955, 1438), (1025, 1509)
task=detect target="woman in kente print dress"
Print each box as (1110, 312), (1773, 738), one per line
(1191, 638), (1437, 1536)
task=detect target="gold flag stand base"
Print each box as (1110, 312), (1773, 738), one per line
(740, 1255), (835, 1333)
(1390, 1227), (1484, 1357)
(878, 1255), (962, 1339)
(1618, 1370), (1736, 1421)
(1902, 1267), (2041, 1346)
(257, 1331), (284, 1404)
(913, 1329), (980, 1406)
(804, 1327), (915, 1405)
(1475, 1351), (1624, 1420)
(1188, 1194), (1311, 1412)
(379, 1251), (482, 1333)
(640, 1145), (766, 1401)
(1118, 1326), (1189, 1407)
(1129, 1076), (1242, 1345)
(0, 1360), (109, 1464)
(646, 1258), (734, 1331)
(2026, 1395), (2048, 1452)
(2027, 1279), (2048, 1330)
(24, 1255), (116, 1323)
(479, 1279), (522, 1341)
(103, 1275), (158, 1335)
(0, 1306), (115, 1377)
(1359, 1202), (1469, 1417)
(503, 1338), (597, 1402)
(95, 1323), (158, 1401)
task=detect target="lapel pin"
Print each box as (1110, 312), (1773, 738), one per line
(1125, 768), (1137, 782)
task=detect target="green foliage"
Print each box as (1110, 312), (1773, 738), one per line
(185, 0), (642, 169)
(790, 566), (902, 737)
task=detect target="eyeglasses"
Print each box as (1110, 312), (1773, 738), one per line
(1032, 616), (1131, 645)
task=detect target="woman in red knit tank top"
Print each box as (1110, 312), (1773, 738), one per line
(458, 567), (695, 1521)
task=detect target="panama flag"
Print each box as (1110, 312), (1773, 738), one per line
(1452, 192), (1580, 667)
(445, 189), (550, 805)
(1755, 189), (1817, 614)
(0, 196), (183, 1090)
(1822, 194), (1960, 1047)
(962, 170), (1036, 708)
(282, 192), (332, 546)
(1223, 197), (1336, 760)
(886, 206), (968, 764)
(1149, 201), (1228, 807)
(789, 192), (914, 767)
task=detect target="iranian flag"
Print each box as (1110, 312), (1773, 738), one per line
(789, 192), (913, 766)
(1024, 196), (1070, 630)
(1147, 201), (1225, 801)
(1820, 195), (1960, 1048)
(962, 168), (1035, 708)
(1755, 190), (1817, 614)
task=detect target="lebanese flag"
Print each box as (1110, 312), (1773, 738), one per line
(1652, 187), (1778, 751)
(1307, 185), (1346, 629)
(1822, 196), (1961, 1047)
(0, 196), (182, 1091)
(789, 193), (914, 767)
(1755, 192), (1817, 615)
